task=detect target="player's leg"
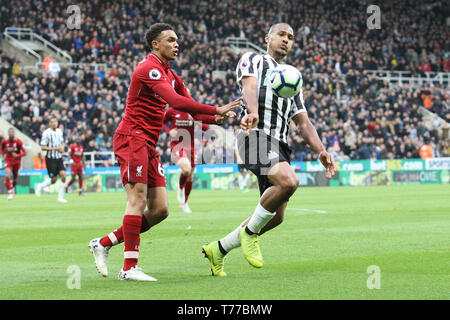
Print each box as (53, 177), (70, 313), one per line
(117, 182), (156, 281)
(57, 169), (67, 202)
(239, 162), (298, 268)
(35, 159), (56, 196)
(258, 202), (287, 235)
(4, 167), (13, 199)
(65, 169), (75, 192)
(78, 174), (83, 195)
(181, 164), (194, 213)
(177, 157), (191, 205)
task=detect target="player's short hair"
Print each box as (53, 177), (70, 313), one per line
(144, 23), (175, 50)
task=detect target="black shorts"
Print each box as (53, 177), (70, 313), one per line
(236, 130), (292, 195)
(45, 157), (65, 178)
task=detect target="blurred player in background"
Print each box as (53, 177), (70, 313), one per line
(1, 128), (27, 200)
(88, 22), (240, 282)
(66, 136), (85, 196)
(202, 23), (336, 276)
(163, 106), (233, 213)
(235, 146), (251, 192)
(35, 118), (68, 203)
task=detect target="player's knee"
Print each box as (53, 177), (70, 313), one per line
(279, 175), (298, 195)
(158, 206), (169, 220)
(129, 190), (147, 211)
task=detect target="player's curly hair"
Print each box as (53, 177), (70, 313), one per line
(144, 23), (174, 50)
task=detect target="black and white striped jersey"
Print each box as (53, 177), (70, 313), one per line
(236, 52), (307, 144)
(41, 128), (64, 159)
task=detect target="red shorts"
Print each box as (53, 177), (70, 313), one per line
(113, 133), (166, 188)
(70, 162), (83, 175)
(5, 161), (20, 177)
(171, 144), (196, 167)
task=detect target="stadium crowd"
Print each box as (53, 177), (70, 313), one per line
(0, 0), (449, 167)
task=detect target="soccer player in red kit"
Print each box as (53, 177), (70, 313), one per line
(66, 136), (84, 196)
(163, 107), (230, 213)
(88, 23), (240, 281)
(1, 128), (27, 200)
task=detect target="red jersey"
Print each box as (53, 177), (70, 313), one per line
(163, 107), (216, 150)
(115, 53), (217, 146)
(69, 143), (84, 164)
(1, 138), (26, 164)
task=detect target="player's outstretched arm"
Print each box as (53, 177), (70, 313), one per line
(152, 82), (241, 116)
(292, 112), (336, 179)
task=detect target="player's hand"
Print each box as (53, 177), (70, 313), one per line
(57, 146), (64, 153)
(240, 112), (259, 132)
(216, 97), (242, 116)
(216, 111), (236, 125)
(11, 152), (18, 158)
(319, 150), (336, 179)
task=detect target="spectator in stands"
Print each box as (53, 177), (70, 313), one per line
(33, 152), (47, 169)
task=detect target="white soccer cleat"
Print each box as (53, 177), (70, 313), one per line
(7, 190), (14, 200)
(118, 266), (157, 281)
(88, 238), (110, 277)
(35, 184), (42, 197)
(177, 186), (185, 204)
(57, 197), (68, 203)
(182, 202), (192, 213)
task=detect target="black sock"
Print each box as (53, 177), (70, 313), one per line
(217, 241), (228, 255)
(245, 226), (255, 235)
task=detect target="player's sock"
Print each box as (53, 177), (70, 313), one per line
(219, 224), (243, 254)
(12, 178), (18, 188)
(238, 175), (244, 190)
(40, 178), (52, 189)
(179, 173), (188, 189)
(246, 203), (275, 235)
(122, 215), (142, 271)
(58, 181), (66, 199)
(99, 215), (150, 247)
(79, 178), (83, 190)
(67, 178), (74, 188)
(184, 180), (192, 202)
(243, 173), (251, 187)
(5, 177), (12, 191)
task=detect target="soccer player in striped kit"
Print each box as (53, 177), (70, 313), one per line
(1, 128), (27, 200)
(35, 118), (68, 203)
(202, 23), (336, 276)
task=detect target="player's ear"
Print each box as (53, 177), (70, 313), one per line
(265, 34), (270, 44)
(151, 39), (159, 51)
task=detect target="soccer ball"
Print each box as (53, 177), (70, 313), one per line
(269, 64), (302, 98)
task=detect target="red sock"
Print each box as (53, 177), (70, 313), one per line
(100, 215), (150, 247)
(5, 177), (12, 190)
(79, 177), (83, 189)
(179, 173), (187, 189)
(184, 180), (193, 202)
(12, 178), (17, 188)
(123, 215), (142, 271)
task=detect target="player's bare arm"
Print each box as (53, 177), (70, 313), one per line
(292, 112), (336, 179)
(240, 76), (259, 131)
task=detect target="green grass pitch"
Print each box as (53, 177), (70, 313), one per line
(0, 184), (449, 300)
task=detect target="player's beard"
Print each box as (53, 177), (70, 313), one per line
(273, 48), (288, 62)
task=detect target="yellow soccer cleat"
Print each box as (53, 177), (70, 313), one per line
(202, 242), (227, 277)
(239, 227), (263, 268)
